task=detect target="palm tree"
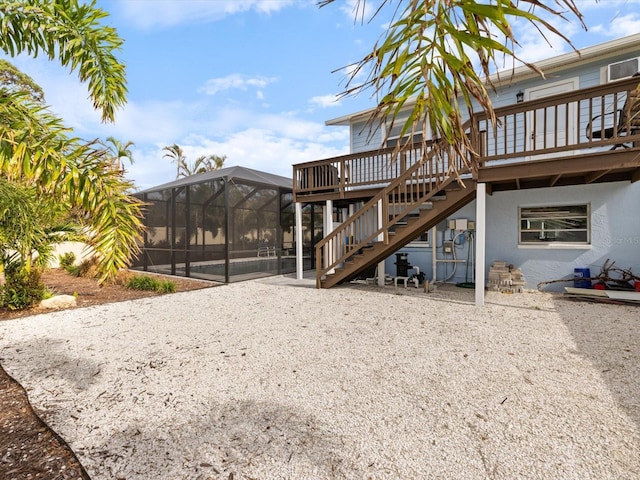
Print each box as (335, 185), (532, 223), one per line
(0, 0), (126, 123)
(0, 0), (142, 283)
(194, 154), (226, 174)
(163, 146), (226, 178)
(102, 136), (135, 174)
(320, 0), (585, 177)
(163, 144), (187, 179)
(0, 59), (46, 103)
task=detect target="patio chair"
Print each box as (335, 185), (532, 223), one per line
(586, 72), (640, 149)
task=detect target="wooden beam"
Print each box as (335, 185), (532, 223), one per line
(549, 174), (561, 187)
(585, 170), (610, 184)
(515, 177), (521, 189)
(478, 148), (640, 183)
(632, 168), (640, 183)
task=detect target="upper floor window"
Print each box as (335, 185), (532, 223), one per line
(608, 57), (640, 82)
(385, 113), (428, 147)
(519, 204), (589, 244)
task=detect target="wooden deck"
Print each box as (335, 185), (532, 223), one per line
(292, 76), (640, 287)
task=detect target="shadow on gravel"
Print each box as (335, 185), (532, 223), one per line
(553, 297), (640, 430)
(87, 399), (353, 479)
(1, 337), (102, 393)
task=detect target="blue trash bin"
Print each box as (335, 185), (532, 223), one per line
(573, 268), (591, 288)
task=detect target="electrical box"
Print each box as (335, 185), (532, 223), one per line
(443, 241), (454, 254)
(468, 221), (475, 231)
(448, 218), (469, 230)
(455, 218), (468, 231)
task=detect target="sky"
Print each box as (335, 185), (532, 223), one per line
(6, 0), (640, 191)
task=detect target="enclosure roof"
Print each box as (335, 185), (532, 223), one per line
(136, 165), (292, 194)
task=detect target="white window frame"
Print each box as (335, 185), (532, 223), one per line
(518, 204), (590, 247)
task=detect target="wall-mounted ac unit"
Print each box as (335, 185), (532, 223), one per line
(607, 57), (640, 82)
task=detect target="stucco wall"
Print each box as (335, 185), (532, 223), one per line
(383, 182), (640, 292)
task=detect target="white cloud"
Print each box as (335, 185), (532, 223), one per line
(113, 0), (296, 30)
(130, 126), (349, 191)
(198, 74), (277, 96)
(339, 0), (382, 24)
(591, 13), (640, 38)
(309, 94), (341, 108)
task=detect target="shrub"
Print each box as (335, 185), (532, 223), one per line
(66, 257), (98, 278)
(158, 280), (176, 293)
(0, 267), (46, 310)
(59, 252), (76, 270)
(125, 274), (176, 293)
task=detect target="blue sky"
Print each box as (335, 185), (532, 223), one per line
(7, 0), (640, 191)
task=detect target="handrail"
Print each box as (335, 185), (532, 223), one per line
(474, 75), (640, 165)
(295, 76), (640, 200)
(314, 139), (470, 286)
(304, 75), (640, 286)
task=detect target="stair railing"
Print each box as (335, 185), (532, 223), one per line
(315, 139), (471, 286)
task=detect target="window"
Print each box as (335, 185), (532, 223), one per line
(411, 230), (430, 245)
(519, 205), (589, 244)
(385, 112), (427, 147)
(608, 57), (640, 82)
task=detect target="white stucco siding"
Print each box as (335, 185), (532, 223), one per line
(484, 181), (640, 292)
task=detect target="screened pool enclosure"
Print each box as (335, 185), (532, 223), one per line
(132, 166), (313, 283)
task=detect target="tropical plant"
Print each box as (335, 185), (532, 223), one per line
(0, 179), (80, 309)
(321, 0), (585, 177)
(163, 144), (186, 179)
(101, 136), (135, 174)
(192, 154), (226, 175)
(0, 59), (45, 103)
(126, 274), (176, 293)
(163, 144), (226, 178)
(0, 0), (144, 284)
(0, 0), (127, 123)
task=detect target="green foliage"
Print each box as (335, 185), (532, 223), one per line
(0, 0), (142, 285)
(59, 251), (76, 269)
(0, 265), (45, 310)
(65, 257), (97, 278)
(322, 0), (585, 176)
(0, 94), (145, 283)
(0, 59), (45, 102)
(125, 275), (176, 293)
(163, 144), (226, 179)
(101, 136), (135, 174)
(158, 280), (176, 294)
(0, 0), (127, 123)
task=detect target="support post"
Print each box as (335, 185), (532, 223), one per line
(377, 199), (385, 287)
(325, 200), (334, 273)
(295, 202), (303, 280)
(475, 183), (486, 306)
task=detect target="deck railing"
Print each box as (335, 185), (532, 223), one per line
(314, 141), (469, 286)
(295, 75), (640, 200)
(475, 75), (640, 166)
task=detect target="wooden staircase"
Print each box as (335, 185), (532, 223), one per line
(315, 144), (476, 288)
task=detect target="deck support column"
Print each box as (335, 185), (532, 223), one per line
(324, 200), (334, 273)
(377, 199), (385, 287)
(295, 202), (303, 280)
(475, 182), (486, 306)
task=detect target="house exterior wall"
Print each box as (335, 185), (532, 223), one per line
(383, 181), (640, 291)
(351, 119), (382, 153)
(365, 39), (640, 291)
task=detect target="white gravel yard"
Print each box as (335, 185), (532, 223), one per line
(0, 275), (639, 480)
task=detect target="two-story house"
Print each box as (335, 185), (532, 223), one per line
(292, 33), (640, 304)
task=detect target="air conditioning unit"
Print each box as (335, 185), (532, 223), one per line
(607, 57), (640, 82)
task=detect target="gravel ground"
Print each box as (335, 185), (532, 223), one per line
(0, 275), (639, 480)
